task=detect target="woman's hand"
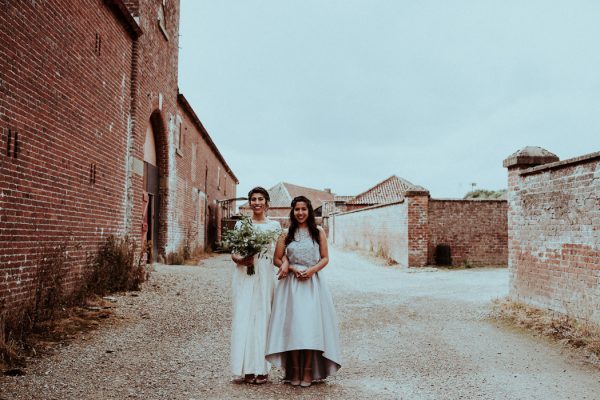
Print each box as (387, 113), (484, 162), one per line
(277, 260), (290, 280)
(232, 254), (254, 267)
(297, 267), (316, 281)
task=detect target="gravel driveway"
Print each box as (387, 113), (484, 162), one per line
(2, 247), (599, 399)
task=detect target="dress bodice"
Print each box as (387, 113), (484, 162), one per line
(286, 228), (320, 267)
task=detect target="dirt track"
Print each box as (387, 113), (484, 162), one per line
(2, 247), (599, 399)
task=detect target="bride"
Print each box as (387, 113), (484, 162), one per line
(230, 186), (281, 384)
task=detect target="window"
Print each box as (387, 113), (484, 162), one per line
(157, 0), (169, 40)
(191, 143), (197, 182)
(94, 33), (102, 56)
(175, 118), (183, 156)
(217, 167), (221, 190)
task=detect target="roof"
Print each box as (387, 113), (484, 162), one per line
(240, 182), (334, 209)
(334, 195), (354, 202)
(347, 175), (426, 205)
(177, 94), (239, 183)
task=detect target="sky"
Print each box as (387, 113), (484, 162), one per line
(178, 0), (600, 200)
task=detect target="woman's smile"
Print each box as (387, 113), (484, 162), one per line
(293, 202), (309, 223)
(250, 194), (267, 214)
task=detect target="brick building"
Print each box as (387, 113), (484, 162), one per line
(331, 176), (508, 267)
(503, 147), (600, 324)
(0, 0), (237, 312)
(176, 94), (238, 254)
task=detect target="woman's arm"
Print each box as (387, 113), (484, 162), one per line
(277, 255), (290, 280)
(274, 235), (295, 279)
(273, 235), (286, 267)
(298, 227), (329, 281)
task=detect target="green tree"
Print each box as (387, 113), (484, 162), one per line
(463, 189), (507, 199)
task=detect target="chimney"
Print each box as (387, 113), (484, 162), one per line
(324, 188), (331, 193)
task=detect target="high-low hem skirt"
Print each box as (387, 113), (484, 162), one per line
(265, 269), (342, 382)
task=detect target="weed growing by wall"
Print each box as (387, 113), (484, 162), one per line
(84, 235), (146, 295)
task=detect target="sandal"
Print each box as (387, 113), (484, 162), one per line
(254, 375), (268, 384)
(244, 374), (256, 384)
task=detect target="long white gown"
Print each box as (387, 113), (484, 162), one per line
(230, 218), (280, 378)
(265, 227), (342, 382)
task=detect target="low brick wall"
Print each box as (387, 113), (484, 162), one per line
(332, 201), (409, 266)
(505, 148), (600, 324)
(428, 200), (508, 266)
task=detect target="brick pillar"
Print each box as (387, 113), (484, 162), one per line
(503, 146), (559, 295)
(406, 189), (430, 267)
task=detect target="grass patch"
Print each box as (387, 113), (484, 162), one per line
(491, 297), (600, 358)
(1, 235), (148, 373)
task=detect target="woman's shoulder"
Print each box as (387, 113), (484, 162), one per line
(265, 217), (280, 226)
(261, 218), (280, 230)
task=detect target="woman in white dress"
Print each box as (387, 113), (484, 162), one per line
(266, 196), (342, 387)
(230, 186), (281, 384)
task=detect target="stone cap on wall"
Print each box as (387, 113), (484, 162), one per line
(404, 186), (430, 197)
(520, 150), (600, 176)
(502, 146), (559, 169)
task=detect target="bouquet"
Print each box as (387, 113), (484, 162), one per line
(222, 216), (281, 275)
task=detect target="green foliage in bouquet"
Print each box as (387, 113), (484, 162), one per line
(222, 216), (281, 275)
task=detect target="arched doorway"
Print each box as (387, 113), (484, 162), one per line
(143, 123), (160, 262)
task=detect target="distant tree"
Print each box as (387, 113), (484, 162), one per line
(463, 189), (507, 199)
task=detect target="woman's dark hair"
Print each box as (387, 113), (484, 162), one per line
(247, 186), (270, 202)
(285, 196), (320, 246)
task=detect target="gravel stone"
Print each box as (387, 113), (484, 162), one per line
(1, 247), (599, 399)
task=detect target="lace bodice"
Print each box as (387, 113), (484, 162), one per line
(286, 228), (321, 268)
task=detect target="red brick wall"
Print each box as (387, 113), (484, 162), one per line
(0, 0), (135, 310)
(332, 193), (507, 267)
(406, 194), (429, 267)
(505, 151), (600, 324)
(428, 200), (508, 266)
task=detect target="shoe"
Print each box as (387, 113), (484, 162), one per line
(289, 367), (300, 386)
(300, 368), (312, 387)
(244, 374), (256, 384)
(254, 375), (268, 384)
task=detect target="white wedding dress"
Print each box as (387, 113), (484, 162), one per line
(230, 218), (281, 378)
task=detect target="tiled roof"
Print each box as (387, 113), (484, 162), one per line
(281, 182), (334, 209)
(240, 182), (334, 209)
(347, 175), (425, 205)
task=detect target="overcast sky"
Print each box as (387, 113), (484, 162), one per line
(178, 0), (600, 199)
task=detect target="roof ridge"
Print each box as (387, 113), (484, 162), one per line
(280, 182), (292, 202)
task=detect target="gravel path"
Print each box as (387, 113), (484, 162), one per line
(2, 247), (600, 399)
